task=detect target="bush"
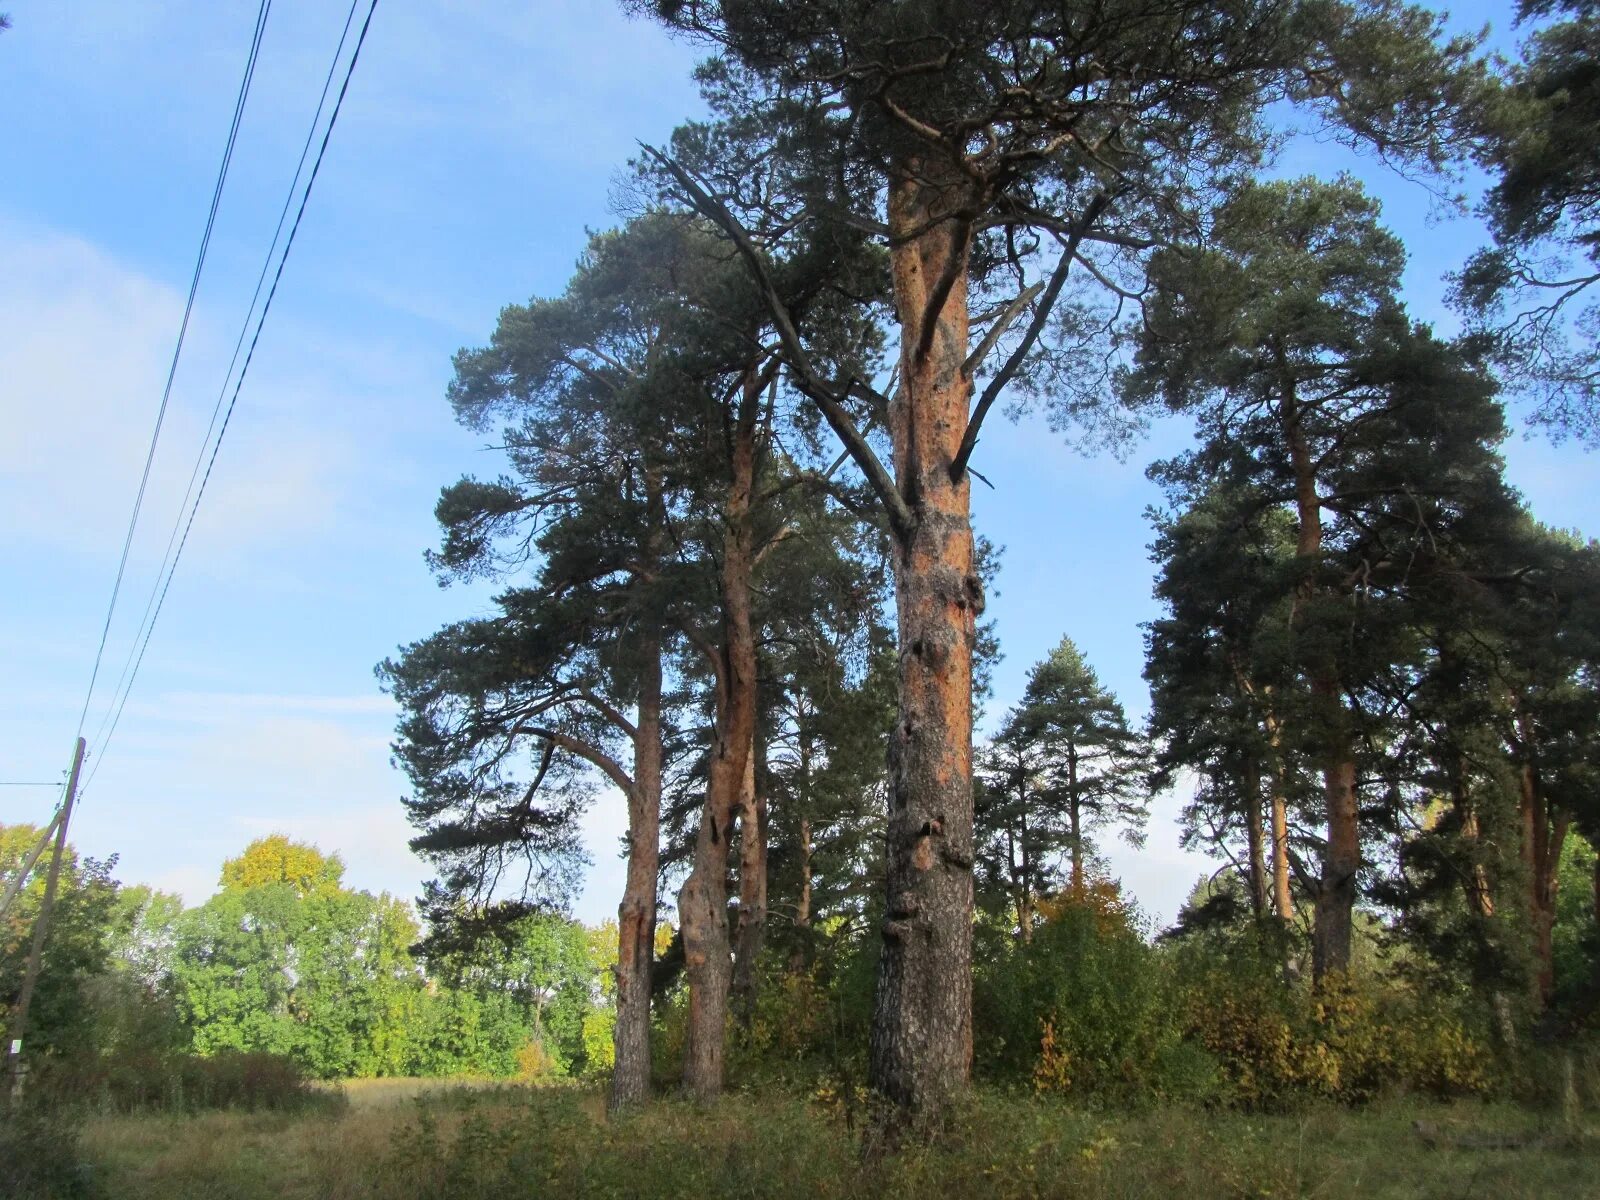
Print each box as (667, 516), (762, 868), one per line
(39, 1046), (331, 1113)
(976, 883), (1212, 1104)
(1171, 944), (1494, 1109)
(0, 1104), (92, 1200)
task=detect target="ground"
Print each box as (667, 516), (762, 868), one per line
(74, 1081), (1599, 1199)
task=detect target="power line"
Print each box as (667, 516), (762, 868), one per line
(0, 782), (60, 788)
(82, 0), (383, 791)
(73, 0), (274, 745)
(85, 0), (366, 759)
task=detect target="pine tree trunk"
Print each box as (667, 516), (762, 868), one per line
(869, 156), (980, 1119)
(1068, 747), (1083, 895)
(1017, 807), (1032, 943)
(1313, 756), (1360, 979)
(1517, 739), (1567, 1009)
(1271, 784), (1293, 922)
(732, 741), (769, 1025)
(1449, 753), (1495, 920)
(1246, 762), (1269, 920)
(610, 634), (662, 1113)
(1282, 386), (1359, 981)
(679, 369), (762, 1100)
(790, 728), (814, 974)
(790, 813), (813, 973)
(1264, 710), (1294, 924)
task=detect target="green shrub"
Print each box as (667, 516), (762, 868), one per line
(0, 1104), (92, 1200)
(1170, 943), (1495, 1109)
(975, 884), (1206, 1104)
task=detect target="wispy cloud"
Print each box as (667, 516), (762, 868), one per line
(0, 221), (352, 568)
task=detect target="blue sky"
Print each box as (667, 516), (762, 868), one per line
(1, 1), (1592, 930)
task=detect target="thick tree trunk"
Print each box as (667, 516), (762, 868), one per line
(1282, 392), (1360, 981)
(679, 370), (762, 1100)
(1246, 763), (1269, 921)
(610, 635), (662, 1113)
(869, 158), (980, 1118)
(732, 742), (769, 1025)
(1313, 756), (1360, 979)
(1517, 742), (1567, 1008)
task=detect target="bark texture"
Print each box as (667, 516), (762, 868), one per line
(1270, 782), (1293, 922)
(678, 369), (762, 1100)
(1282, 388), (1360, 981)
(610, 636), (663, 1113)
(869, 159), (980, 1116)
(1516, 741), (1567, 1007)
(1246, 765), (1269, 920)
(732, 743), (769, 1024)
(1312, 756), (1360, 979)
(1448, 752), (1496, 922)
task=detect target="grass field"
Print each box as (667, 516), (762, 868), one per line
(60, 1083), (1599, 1200)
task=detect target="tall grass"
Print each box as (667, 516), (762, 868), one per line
(76, 1084), (1600, 1200)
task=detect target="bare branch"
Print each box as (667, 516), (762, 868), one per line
(642, 143), (915, 541)
(962, 281), (1044, 380)
(530, 727), (634, 797)
(577, 687), (638, 741)
(951, 191), (1111, 481)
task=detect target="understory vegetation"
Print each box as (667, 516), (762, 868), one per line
(5, 823), (1595, 1130)
(38, 1086), (1600, 1200)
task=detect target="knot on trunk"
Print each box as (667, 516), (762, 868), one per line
(964, 572), (985, 616)
(941, 844), (974, 871)
(909, 818), (945, 872)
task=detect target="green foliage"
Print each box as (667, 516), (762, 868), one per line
(0, 1104), (90, 1200)
(978, 638), (1151, 931)
(428, 913), (599, 1076)
(1, 824), (122, 1064)
(1553, 833), (1599, 1017)
(1459, 0), (1600, 442)
(169, 838), (605, 1084)
(1168, 937), (1495, 1109)
(402, 988), (528, 1079)
(976, 883), (1203, 1104)
(173, 878), (426, 1078)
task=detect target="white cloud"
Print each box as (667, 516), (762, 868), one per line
(0, 221), (355, 572)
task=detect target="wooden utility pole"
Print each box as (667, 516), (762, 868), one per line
(6, 736), (87, 1106)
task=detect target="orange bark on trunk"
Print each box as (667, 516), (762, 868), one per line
(609, 635), (662, 1113)
(679, 367), (762, 1100)
(869, 158), (981, 1115)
